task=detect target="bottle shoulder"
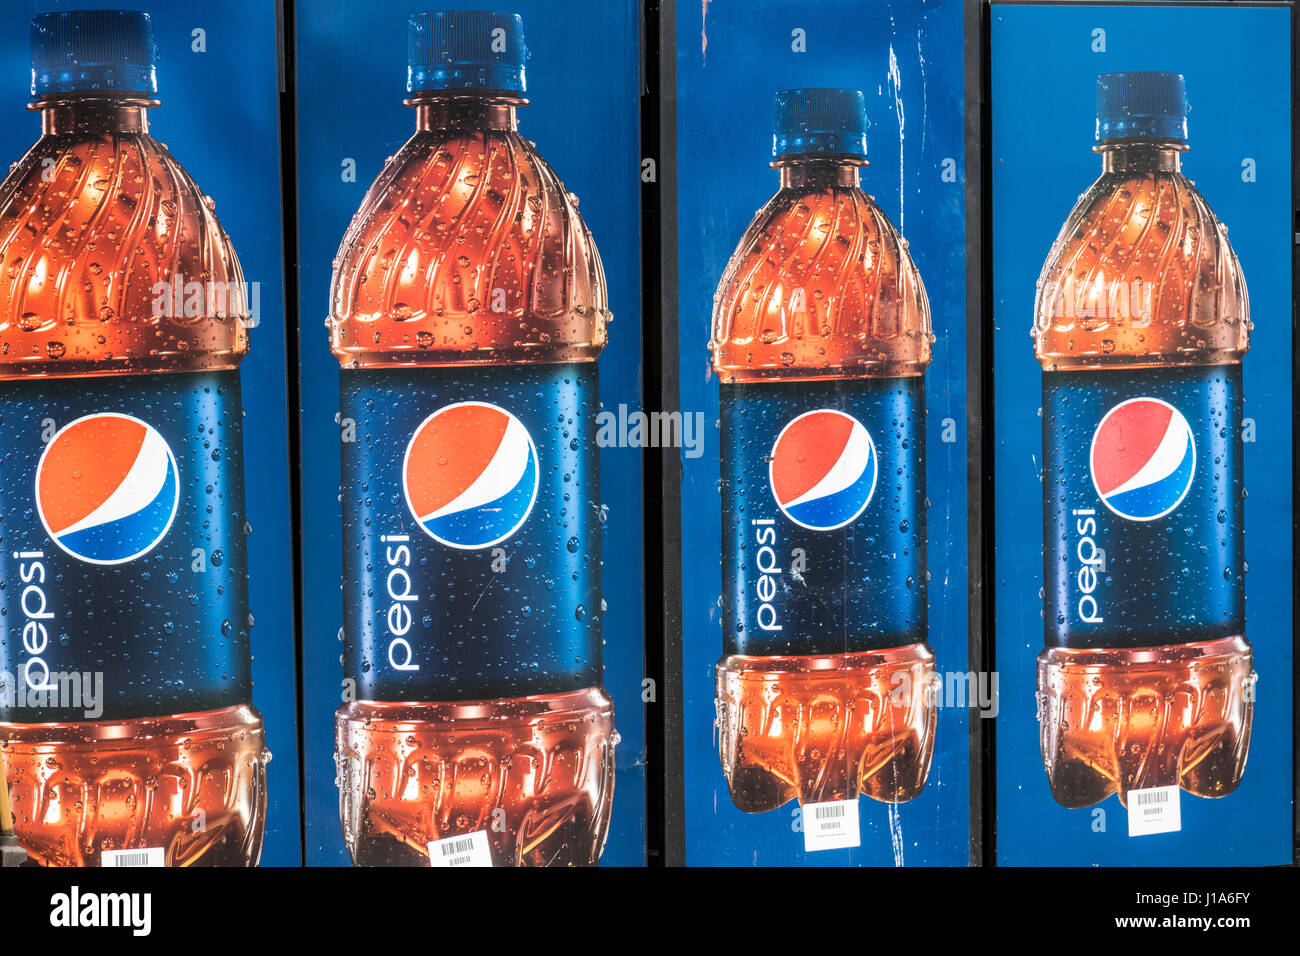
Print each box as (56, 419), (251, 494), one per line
(1034, 167), (1249, 371)
(0, 130), (248, 379)
(329, 127), (609, 369)
(710, 183), (932, 382)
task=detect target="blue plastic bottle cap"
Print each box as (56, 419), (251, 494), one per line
(31, 10), (157, 98)
(408, 10), (528, 95)
(1096, 72), (1187, 142)
(772, 88), (868, 159)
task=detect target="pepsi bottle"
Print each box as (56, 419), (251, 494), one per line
(0, 11), (266, 866)
(710, 89), (936, 813)
(330, 10), (615, 867)
(1034, 73), (1254, 808)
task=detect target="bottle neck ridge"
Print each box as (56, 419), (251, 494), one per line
(1097, 140), (1184, 175)
(33, 95), (154, 136)
(775, 155), (863, 189)
(407, 94), (523, 133)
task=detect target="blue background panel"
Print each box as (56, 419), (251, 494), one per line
(676, 0), (970, 866)
(991, 1), (1293, 866)
(295, 0), (645, 866)
(0, 0), (301, 865)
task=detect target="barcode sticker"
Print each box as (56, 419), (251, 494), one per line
(802, 799), (861, 852)
(1127, 785), (1181, 837)
(428, 830), (492, 868)
(102, 847), (165, 867)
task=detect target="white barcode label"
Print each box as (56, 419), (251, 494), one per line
(428, 830), (492, 867)
(1127, 785), (1181, 837)
(802, 799), (860, 852)
(102, 847), (165, 867)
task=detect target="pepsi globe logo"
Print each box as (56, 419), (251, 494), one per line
(769, 409), (878, 531)
(1090, 397), (1196, 522)
(35, 413), (180, 565)
(403, 402), (540, 549)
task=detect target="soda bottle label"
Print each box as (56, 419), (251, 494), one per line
(719, 377), (927, 657)
(340, 363), (602, 702)
(0, 370), (252, 722)
(1041, 364), (1244, 648)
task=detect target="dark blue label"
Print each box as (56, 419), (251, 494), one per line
(720, 377), (927, 656)
(340, 364), (602, 702)
(1041, 365), (1244, 649)
(0, 370), (251, 722)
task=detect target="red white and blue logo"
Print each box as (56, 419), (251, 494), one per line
(35, 413), (180, 565)
(769, 409), (878, 531)
(403, 402), (539, 549)
(1090, 397), (1196, 522)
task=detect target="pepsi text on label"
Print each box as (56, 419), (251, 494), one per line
(0, 372), (253, 723)
(340, 365), (602, 702)
(379, 534), (418, 673)
(1071, 509), (1104, 625)
(1070, 397), (1198, 628)
(750, 519), (782, 634)
(1041, 367), (1242, 649)
(381, 400), (543, 677)
(720, 379), (926, 658)
(13, 550), (54, 696)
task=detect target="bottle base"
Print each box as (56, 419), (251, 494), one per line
(1037, 635), (1254, 809)
(335, 687), (616, 867)
(0, 704), (267, 866)
(715, 644), (936, 813)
